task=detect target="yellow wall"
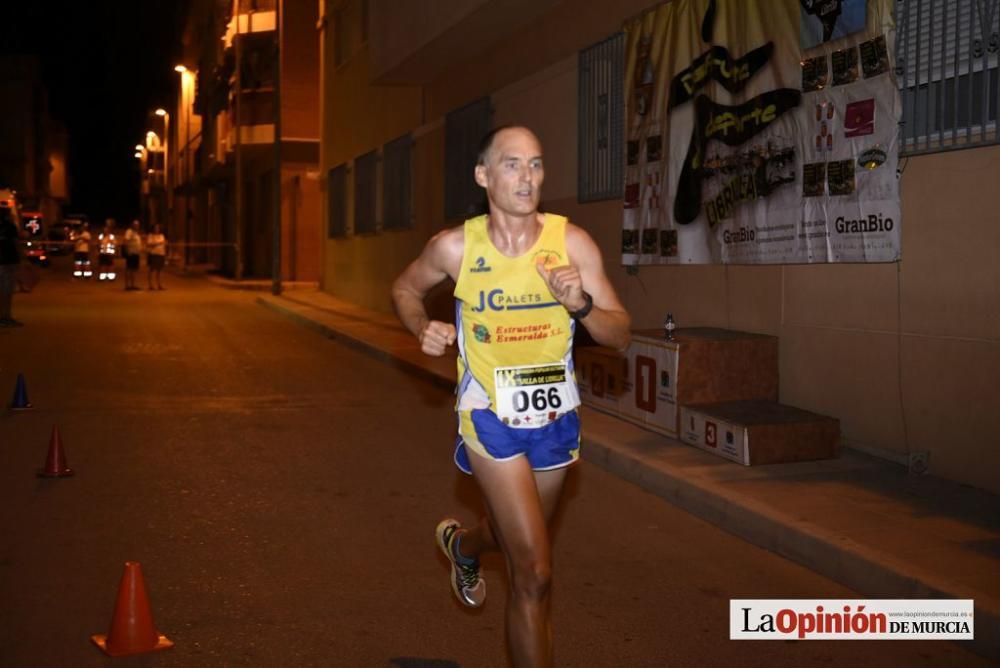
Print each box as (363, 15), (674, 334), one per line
(320, 5), (427, 308)
(320, 0), (1000, 492)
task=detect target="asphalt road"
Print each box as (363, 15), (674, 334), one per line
(0, 257), (985, 667)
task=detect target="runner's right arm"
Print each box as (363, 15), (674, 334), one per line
(391, 228), (463, 357)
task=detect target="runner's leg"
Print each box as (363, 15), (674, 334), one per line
(457, 465), (567, 556)
(467, 452), (566, 668)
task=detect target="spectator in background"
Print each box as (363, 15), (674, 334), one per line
(146, 223), (167, 290)
(122, 219), (143, 291)
(0, 208), (24, 326)
(98, 218), (117, 281)
(73, 222), (92, 278)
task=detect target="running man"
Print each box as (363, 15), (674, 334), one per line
(391, 126), (630, 667)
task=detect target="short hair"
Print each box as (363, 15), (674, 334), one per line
(476, 125), (517, 166)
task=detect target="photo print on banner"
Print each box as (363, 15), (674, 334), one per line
(800, 0), (869, 49)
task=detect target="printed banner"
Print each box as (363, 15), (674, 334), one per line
(623, 0), (900, 265)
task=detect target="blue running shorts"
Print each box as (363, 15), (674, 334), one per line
(454, 408), (581, 475)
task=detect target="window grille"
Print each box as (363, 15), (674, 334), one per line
(327, 164), (347, 238)
(896, 0), (1000, 155)
(383, 133), (413, 230)
(354, 150), (377, 234)
(445, 97), (492, 220)
(578, 32), (625, 202)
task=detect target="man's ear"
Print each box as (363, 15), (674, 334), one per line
(474, 164), (488, 188)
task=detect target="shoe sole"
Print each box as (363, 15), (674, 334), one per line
(435, 519), (484, 608)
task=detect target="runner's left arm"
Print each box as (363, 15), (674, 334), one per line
(537, 224), (631, 351)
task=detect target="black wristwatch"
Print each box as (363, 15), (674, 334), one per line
(569, 291), (594, 321)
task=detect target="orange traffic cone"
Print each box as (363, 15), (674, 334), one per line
(37, 426), (73, 478)
(91, 562), (174, 656)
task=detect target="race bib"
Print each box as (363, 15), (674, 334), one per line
(494, 362), (580, 429)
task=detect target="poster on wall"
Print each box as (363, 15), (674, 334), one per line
(622, 0), (900, 266)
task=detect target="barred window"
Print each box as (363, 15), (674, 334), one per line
(382, 133), (413, 230)
(896, 0), (1000, 155)
(354, 150), (377, 235)
(578, 32), (625, 202)
(327, 164), (347, 238)
(445, 97), (492, 220)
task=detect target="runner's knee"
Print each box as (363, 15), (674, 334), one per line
(510, 557), (552, 601)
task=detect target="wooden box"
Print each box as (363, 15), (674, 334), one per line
(680, 401), (840, 465)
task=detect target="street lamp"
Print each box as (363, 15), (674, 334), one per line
(175, 65), (194, 266)
(136, 146), (149, 225)
(155, 108), (171, 201)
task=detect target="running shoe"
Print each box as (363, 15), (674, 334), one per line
(435, 518), (486, 607)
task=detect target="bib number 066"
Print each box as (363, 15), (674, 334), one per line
(512, 387), (563, 413)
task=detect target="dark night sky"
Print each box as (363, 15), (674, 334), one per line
(3, 1), (190, 222)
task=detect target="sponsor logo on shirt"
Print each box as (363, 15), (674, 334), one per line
(532, 249), (563, 269)
(472, 323), (491, 343)
(470, 256), (492, 273)
(471, 289), (557, 313)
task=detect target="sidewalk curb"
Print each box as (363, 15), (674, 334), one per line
(187, 270), (320, 292)
(258, 292), (998, 661)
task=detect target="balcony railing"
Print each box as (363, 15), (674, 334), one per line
(231, 88), (275, 126)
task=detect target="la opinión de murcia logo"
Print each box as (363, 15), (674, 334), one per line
(731, 600), (974, 640)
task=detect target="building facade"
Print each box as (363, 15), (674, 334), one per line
(0, 56), (68, 224)
(166, 0), (321, 280)
(317, 0), (1000, 494)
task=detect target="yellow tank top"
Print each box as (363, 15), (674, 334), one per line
(453, 214), (580, 427)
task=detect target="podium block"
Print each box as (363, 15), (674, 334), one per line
(575, 346), (628, 413)
(576, 327), (778, 437)
(680, 401), (840, 465)
(631, 327), (778, 406)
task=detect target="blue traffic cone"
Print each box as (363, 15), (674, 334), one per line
(10, 373), (32, 410)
